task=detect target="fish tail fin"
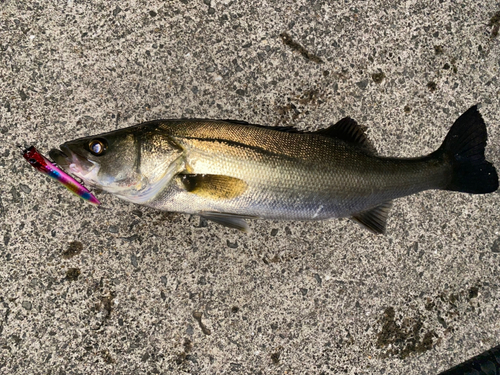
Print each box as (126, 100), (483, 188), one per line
(437, 105), (498, 194)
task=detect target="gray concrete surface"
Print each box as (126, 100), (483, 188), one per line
(1, 0), (500, 374)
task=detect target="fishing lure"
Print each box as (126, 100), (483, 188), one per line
(22, 146), (100, 206)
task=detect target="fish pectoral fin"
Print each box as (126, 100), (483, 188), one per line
(200, 212), (255, 233)
(180, 174), (248, 200)
(351, 201), (392, 234)
(316, 117), (377, 154)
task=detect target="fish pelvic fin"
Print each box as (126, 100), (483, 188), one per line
(437, 105), (498, 194)
(351, 201), (392, 234)
(199, 212), (253, 233)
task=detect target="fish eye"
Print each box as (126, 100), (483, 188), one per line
(89, 139), (107, 156)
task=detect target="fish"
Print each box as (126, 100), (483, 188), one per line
(23, 146), (100, 206)
(49, 105), (498, 233)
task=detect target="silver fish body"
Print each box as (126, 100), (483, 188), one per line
(145, 121), (445, 218)
(50, 106), (498, 233)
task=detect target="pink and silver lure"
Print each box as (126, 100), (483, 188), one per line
(23, 146), (100, 206)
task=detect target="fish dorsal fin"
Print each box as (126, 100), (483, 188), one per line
(351, 201), (392, 234)
(317, 117), (376, 153)
(200, 212), (254, 233)
(180, 174), (248, 200)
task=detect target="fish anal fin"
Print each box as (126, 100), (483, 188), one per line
(351, 201), (392, 234)
(200, 212), (254, 233)
(317, 117), (376, 154)
(181, 174), (248, 200)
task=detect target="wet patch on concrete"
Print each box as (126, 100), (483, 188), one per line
(376, 306), (436, 359)
(61, 241), (83, 259)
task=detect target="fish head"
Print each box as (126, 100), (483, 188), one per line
(49, 126), (184, 203)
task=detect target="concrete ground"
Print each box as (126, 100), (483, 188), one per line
(1, 0), (500, 374)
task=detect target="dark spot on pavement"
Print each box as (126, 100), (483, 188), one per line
(62, 241), (83, 259)
(376, 307), (436, 359)
(230, 363), (241, 370)
(276, 102), (300, 123)
(100, 294), (114, 317)
(469, 286), (479, 299)
(131, 254), (139, 268)
(19, 184), (31, 194)
(372, 72), (385, 84)
(226, 240), (238, 249)
(280, 32), (324, 64)
(356, 80), (369, 90)
(175, 339), (193, 366)
(108, 225), (118, 233)
(193, 311), (211, 335)
(22, 301), (32, 310)
(491, 11), (500, 25)
(489, 11), (500, 37)
(298, 89), (320, 105)
(121, 234), (140, 242)
(427, 81), (437, 92)
(131, 209), (143, 217)
(491, 237), (500, 253)
(271, 351), (280, 364)
(274, 88), (325, 126)
(11, 334), (22, 346)
(19, 89), (28, 101)
(66, 268), (81, 281)
(437, 315), (447, 329)
(449, 293), (458, 306)
(101, 349), (114, 364)
(10, 186), (20, 203)
(424, 299), (435, 311)
(268, 255), (280, 263)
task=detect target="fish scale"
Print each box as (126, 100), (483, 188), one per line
(163, 126), (443, 217)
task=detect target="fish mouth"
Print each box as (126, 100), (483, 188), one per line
(49, 146), (70, 169)
(49, 144), (96, 177)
